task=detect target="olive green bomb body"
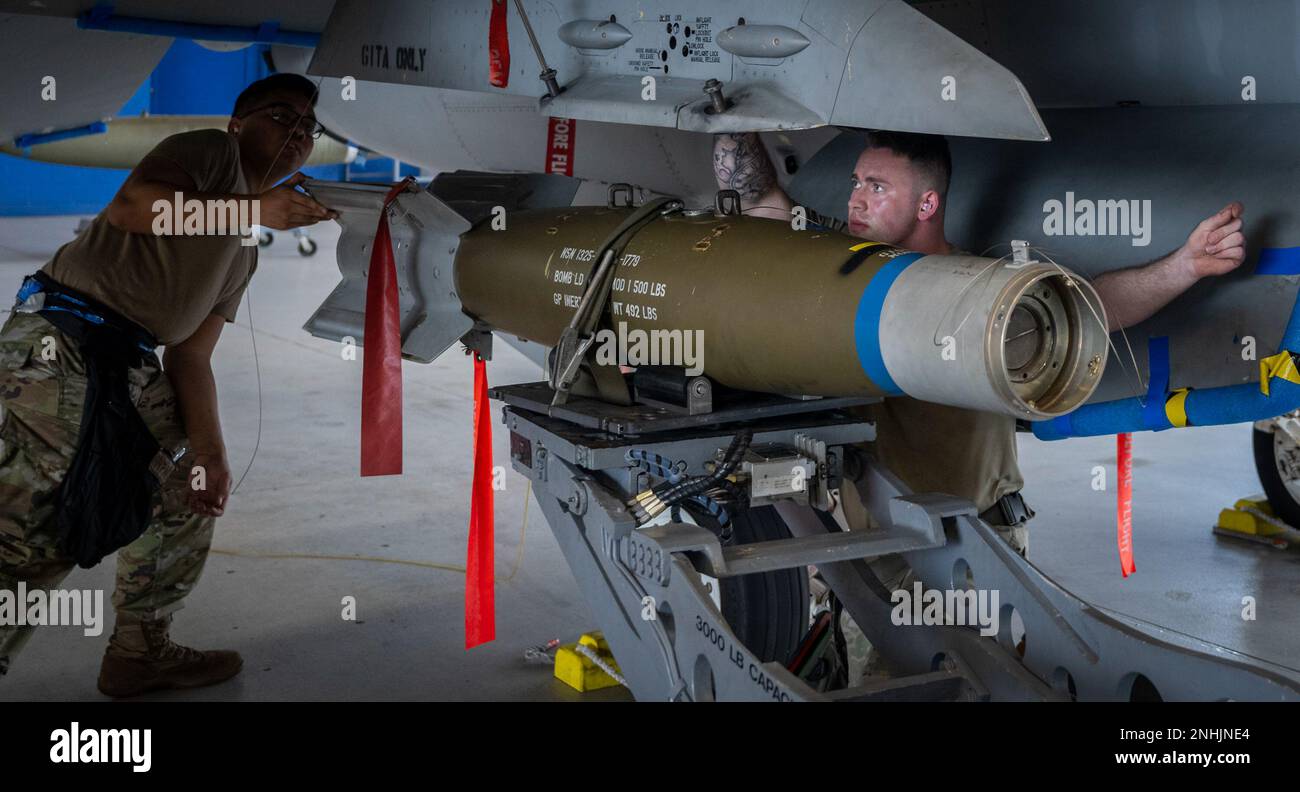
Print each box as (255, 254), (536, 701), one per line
(453, 207), (1108, 419)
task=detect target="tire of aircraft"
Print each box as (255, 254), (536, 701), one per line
(1253, 426), (1300, 528)
(679, 502), (811, 666)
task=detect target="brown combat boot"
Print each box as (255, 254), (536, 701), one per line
(97, 613), (242, 698)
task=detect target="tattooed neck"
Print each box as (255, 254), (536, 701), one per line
(713, 132), (778, 202)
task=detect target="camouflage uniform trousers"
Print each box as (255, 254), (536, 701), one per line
(0, 311), (214, 677)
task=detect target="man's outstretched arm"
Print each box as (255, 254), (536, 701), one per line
(1093, 202), (1246, 332)
(712, 133), (793, 220)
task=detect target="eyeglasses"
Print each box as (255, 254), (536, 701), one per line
(239, 103), (325, 139)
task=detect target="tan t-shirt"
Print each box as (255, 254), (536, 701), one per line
(868, 398), (1022, 513)
(42, 129), (258, 346)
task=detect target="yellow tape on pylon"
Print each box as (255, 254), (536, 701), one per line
(1164, 387), (1191, 427)
(1259, 351), (1300, 396)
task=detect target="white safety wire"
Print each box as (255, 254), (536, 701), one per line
(230, 73), (326, 495)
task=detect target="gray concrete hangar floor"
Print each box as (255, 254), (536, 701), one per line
(0, 216), (1295, 701)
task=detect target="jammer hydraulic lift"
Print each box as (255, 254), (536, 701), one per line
(494, 379), (1300, 702)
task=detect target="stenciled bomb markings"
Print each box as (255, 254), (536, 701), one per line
(548, 247), (666, 321)
(546, 246), (701, 372)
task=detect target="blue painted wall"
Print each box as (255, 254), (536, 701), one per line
(0, 40), (351, 216)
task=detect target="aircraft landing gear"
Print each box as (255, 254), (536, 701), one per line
(1253, 412), (1300, 527)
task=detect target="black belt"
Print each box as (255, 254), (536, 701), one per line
(980, 491), (1034, 527)
(17, 271), (158, 354)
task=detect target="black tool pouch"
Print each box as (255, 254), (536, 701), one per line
(44, 316), (162, 568)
